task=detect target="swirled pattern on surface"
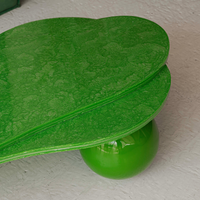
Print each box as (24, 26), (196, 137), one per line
(0, 16), (170, 157)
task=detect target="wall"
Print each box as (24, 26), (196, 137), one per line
(0, 0), (200, 199)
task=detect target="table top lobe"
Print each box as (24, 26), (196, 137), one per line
(0, 16), (170, 163)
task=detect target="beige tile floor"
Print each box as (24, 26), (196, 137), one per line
(0, 0), (200, 199)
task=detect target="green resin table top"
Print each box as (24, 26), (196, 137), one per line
(0, 16), (170, 163)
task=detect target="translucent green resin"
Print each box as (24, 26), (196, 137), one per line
(0, 16), (170, 164)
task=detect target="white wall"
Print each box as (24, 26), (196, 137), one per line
(0, 0), (200, 199)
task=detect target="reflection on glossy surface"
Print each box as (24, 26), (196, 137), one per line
(80, 120), (159, 179)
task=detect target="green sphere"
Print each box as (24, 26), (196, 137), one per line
(80, 120), (159, 179)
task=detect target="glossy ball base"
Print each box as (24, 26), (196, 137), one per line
(80, 120), (159, 179)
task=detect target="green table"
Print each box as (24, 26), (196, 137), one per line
(0, 16), (170, 179)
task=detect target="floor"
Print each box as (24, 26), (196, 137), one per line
(0, 0), (200, 199)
